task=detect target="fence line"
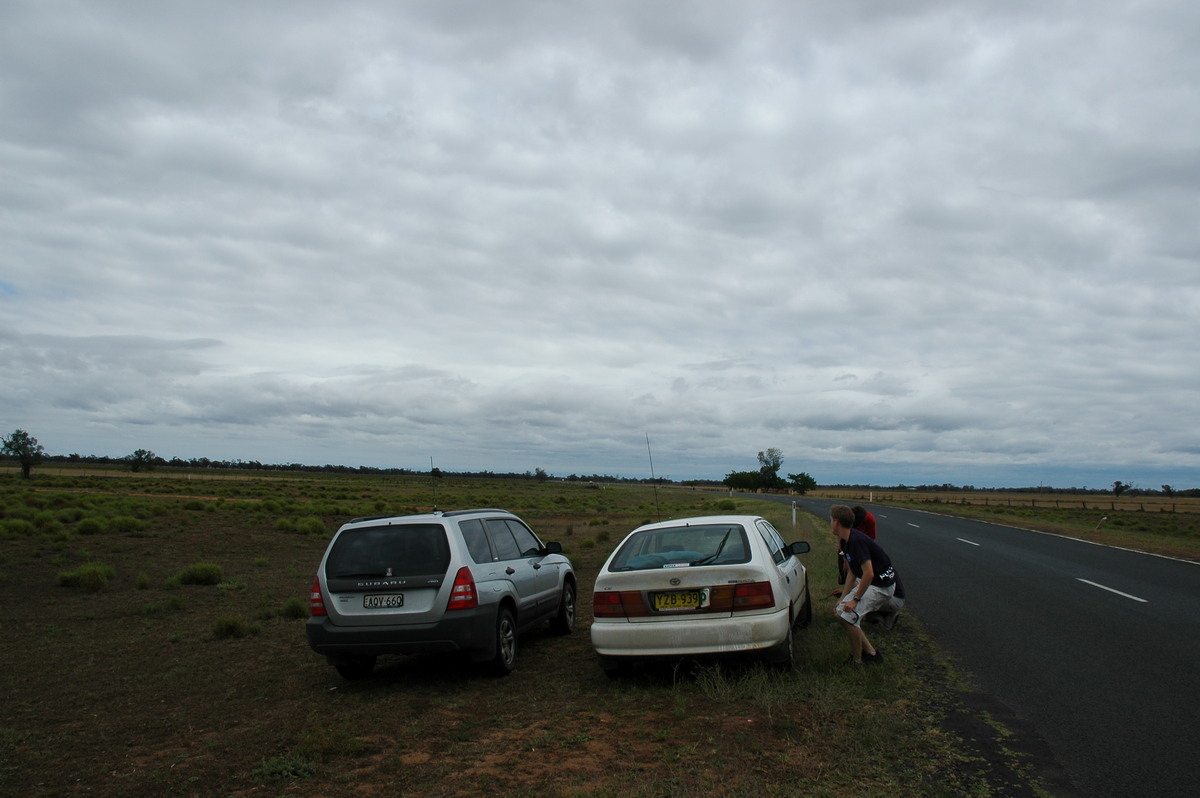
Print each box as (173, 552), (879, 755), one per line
(816, 490), (1195, 514)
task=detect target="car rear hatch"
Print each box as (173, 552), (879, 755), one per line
(320, 522), (452, 626)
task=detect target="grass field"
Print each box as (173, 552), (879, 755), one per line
(0, 469), (1106, 796)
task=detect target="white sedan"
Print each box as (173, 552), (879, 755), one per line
(590, 515), (812, 674)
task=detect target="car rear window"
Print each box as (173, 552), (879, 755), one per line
(325, 523), (451, 578)
(607, 523), (751, 571)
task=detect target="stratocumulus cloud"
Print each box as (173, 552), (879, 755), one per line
(1, 0), (1198, 488)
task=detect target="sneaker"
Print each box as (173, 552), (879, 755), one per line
(863, 649), (884, 665)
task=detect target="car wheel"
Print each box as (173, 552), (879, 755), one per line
(334, 655), (376, 680)
(598, 655), (630, 679)
(796, 584), (813, 629)
(487, 606), (517, 676)
(550, 581), (576, 635)
(766, 624), (794, 670)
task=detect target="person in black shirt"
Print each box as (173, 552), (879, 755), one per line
(830, 504), (904, 665)
(835, 504), (878, 590)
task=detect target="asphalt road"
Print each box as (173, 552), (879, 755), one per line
(751, 494), (1200, 797)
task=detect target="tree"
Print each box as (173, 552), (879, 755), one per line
(757, 447), (783, 474)
(724, 470), (767, 491)
(126, 449), (158, 473)
(757, 447), (785, 489)
(1112, 480), (1129, 497)
(2, 429), (45, 479)
(787, 472), (817, 494)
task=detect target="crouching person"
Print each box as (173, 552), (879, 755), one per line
(830, 504), (904, 665)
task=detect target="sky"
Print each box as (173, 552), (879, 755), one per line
(2, 1), (1198, 490)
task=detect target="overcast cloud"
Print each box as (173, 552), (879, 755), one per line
(2, 0), (1198, 489)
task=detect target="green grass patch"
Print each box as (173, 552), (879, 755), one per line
(267, 597), (309, 620)
(175, 562), (224, 585)
(56, 562), (116, 592)
(141, 595), (185, 615)
(251, 751), (318, 783)
(295, 516), (326, 535)
(75, 517), (105, 535)
(107, 516), (145, 535)
(211, 614), (260, 639)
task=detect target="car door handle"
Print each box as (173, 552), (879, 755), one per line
(532, 563), (542, 570)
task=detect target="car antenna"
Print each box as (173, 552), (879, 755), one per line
(430, 455), (438, 513)
(645, 433), (661, 521)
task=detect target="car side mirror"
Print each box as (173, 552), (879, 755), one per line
(543, 541), (563, 554)
(787, 541), (810, 556)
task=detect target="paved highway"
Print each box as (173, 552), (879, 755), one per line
(751, 494), (1200, 797)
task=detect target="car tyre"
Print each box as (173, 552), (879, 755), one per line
(550, 581), (576, 635)
(334, 655), (377, 680)
(766, 624), (794, 670)
(796, 584), (813, 629)
(598, 655), (630, 679)
(487, 606), (518, 676)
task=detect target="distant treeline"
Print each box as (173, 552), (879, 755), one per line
(16, 452), (721, 487)
(8, 453), (1191, 496)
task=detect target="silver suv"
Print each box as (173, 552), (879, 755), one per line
(306, 508), (576, 679)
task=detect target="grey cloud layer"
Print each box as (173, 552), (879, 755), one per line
(2, 1), (1198, 487)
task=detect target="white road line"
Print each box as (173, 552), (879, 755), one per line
(1076, 578), (1148, 603)
(957, 538), (980, 546)
(907, 522), (920, 528)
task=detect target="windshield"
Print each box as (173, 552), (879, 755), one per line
(607, 524), (751, 572)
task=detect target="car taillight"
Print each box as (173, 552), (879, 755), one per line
(593, 591), (624, 618)
(310, 577), (327, 616)
(446, 567), (478, 610)
(732, 581), (775, 610)
(593, 590), (650, 618)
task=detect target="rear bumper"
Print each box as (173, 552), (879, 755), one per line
(590, 606), (790, 658)
(307, 606), (495, 661)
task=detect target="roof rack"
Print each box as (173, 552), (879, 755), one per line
(345, 508), (514, 524)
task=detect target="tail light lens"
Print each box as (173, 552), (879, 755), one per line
(446, 567), (478, 610)
(593, 591), (625, 618)
(309, 577), (327, 616)
(732, 581), (775, 610)
(593, 590), (650, 618)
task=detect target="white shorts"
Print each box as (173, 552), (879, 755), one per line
(836, 581), (898, 627)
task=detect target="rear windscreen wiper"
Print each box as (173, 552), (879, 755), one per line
(689, 528), (732, 566)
